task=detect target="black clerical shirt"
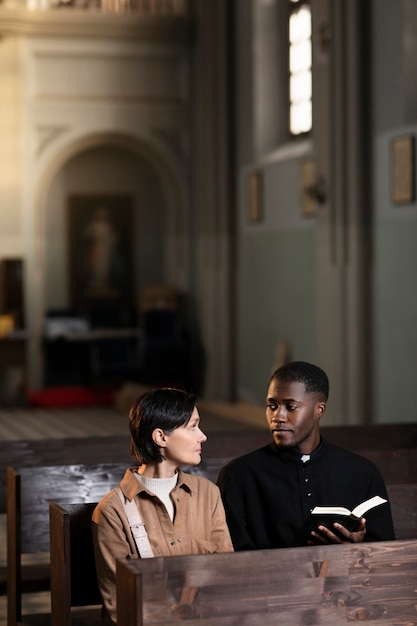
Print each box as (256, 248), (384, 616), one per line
(217, 438), (395, 550)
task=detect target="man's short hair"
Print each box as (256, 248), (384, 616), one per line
(270, 361), (329, 401)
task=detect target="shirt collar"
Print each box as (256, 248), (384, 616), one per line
(120, 467), (193, 501)
(270, 437), (326, 465)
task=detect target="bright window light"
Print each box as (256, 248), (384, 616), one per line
(289, 1), (312, 136)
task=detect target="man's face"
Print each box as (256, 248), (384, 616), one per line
(265, 379), (326, 454)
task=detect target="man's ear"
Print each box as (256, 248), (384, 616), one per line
(152, 428), (167, 448)
(316, 401), (326, 418)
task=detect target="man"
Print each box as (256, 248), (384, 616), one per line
(217, 361), (395, 550)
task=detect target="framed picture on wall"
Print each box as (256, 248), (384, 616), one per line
(246, 170), (263, 224)
(391, 135), (415, 205)
(68, 194), (134, 320)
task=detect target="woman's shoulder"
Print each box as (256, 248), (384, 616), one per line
(93, 467), (139, 517)
(178, 470), (220, 493)
(92, 487), (121, 523)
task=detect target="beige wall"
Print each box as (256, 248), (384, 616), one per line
(0, 15), (192, 388)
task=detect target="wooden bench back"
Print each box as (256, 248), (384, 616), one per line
(49, 502), (102, 626)
(387, 482), (417, 539)
(6, 462), (127, 626)
(6, 457), (232, 626)
(7, 463), (127, 554)
(116, 538), (417, 625)
(6, 438), (417, 625)
(3, 423), (417, 512)
(44, 476), (417, 626)
(357, 447), (417, 484)
(6, 450), (417, 557)
(0, 430), (268, 513)
(0, 435), (131, 514)
(45, 458), (233, 626)
(320, 421), (417, 450)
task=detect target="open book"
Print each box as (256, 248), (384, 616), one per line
(292, 495), (388, 546)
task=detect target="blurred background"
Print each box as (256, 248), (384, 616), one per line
(0, 0), (416, 426)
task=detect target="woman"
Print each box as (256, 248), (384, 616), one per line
(92, 387), (233, 625)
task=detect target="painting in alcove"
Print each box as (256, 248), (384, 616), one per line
(68, 194), (134, 326)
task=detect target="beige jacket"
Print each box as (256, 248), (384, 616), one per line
(92, 467), (233, 624)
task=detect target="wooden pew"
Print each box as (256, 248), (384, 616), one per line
(320, 421), (417, 450)
(47, 479), (417, 626)
(5, 457), (231, 624)
(4, 440), (417, 518)
(49, 487), (417, 626)
(6, 463), (127, 626)
(357, 447), (417, 484)
(0, 435), (131, 514)
(0, 434), (130, 598)
(3, 422), (417, 513)
(116, 538), (417, 625)
(49, 502), (101, 626)
(0, 429), (271, 513)
(4, 440), (417, 602)
(386, 483), (417, 540)
(5, 428), (417, 620)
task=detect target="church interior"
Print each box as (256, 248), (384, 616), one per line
(1, 0), (417, 622)
(0, 0), (416, 425)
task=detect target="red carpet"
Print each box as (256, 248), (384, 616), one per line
(28, 386), (115, 408)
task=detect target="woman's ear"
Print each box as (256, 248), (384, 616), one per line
(152, 428), (168, 448)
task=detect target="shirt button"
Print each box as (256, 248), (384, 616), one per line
(178, 538), (182, 543)
(307, 493), (312, 497)
(304, 478), (309, 482)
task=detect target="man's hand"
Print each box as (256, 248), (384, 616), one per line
(308, 517), (366, 545)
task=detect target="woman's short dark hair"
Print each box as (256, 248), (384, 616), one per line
(129, 387), (197, 464)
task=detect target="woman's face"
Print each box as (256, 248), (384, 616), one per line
(163, 407), (207, 467)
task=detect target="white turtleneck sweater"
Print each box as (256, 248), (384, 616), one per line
(136, 473), (178, 521)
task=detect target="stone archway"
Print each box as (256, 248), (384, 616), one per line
(28, 132), (190, 389)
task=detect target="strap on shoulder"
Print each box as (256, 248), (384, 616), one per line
(114, 486), (154, 559)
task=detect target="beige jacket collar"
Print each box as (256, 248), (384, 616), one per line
(119, 466), (194, 501)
